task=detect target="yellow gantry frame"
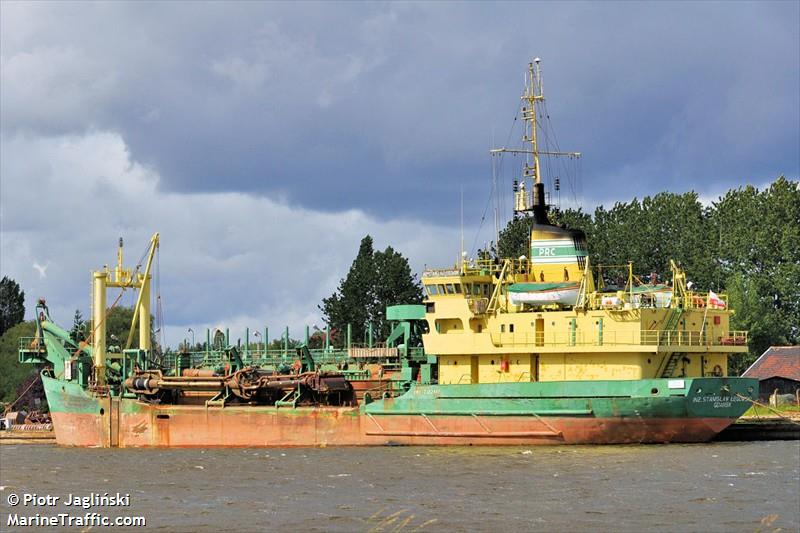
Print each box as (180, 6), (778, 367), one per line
(91, 233), (159, 385)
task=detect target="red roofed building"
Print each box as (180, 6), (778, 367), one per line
(742, 346), (800, 402)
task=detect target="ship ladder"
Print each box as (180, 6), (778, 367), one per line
(659, 352), (685, 378)
(575, 272), (589, 310)
(662, 307), (684, 333)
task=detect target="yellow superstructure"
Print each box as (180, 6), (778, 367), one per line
(422, 258), (745, 384)
(423, 59), (747, 384)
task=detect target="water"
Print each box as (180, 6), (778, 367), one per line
(1, 442), (798, 532)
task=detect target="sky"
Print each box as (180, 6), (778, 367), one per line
(1, 1), (798, 347)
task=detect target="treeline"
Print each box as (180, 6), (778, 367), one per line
(498, 176), (799, 372)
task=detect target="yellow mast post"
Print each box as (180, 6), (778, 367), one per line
(92, 271), (108, 385)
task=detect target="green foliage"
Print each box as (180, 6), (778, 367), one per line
(496, 217), (531, 259)
(587, 192), (713, 286)
(0, 276), (25, 337)
(496, 176), (800, 372)
(70, 309), (86, 343)
(715, 177), (800, 369)
(321, 235), (423, 344)
(0, 320), (37, 404)
(89, 306), (155, 350)
(550, 208), (593, 234)
(371, 245), (424, 338)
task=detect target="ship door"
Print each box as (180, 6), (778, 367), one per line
(531, 354), (540, 382)
(110, 398), (120, 447)
(535, 319), (544, 346)
(470, 356), (479, 384)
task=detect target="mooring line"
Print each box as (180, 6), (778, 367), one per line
(735, 393), (800, 426)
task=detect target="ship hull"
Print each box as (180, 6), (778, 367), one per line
(42, 373), (757, 447)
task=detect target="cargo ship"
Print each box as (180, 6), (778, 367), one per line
(19, 60), (757, 447)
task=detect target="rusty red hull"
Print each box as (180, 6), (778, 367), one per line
(51, 407), (734, 447)
(43, 375), (757, 447)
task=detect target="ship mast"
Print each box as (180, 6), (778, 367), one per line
(525, 60), (543, 189)
(490, 58), (580, 225)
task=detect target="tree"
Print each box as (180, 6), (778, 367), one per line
(321, 235), (423, 344)
(0, 276), (25, 337)
(321, 236), (375, 345)
(89, 306), (155, 350)
(371, 246), (424, 338)
(496, 216), (531, 259)
(0, 320), (37, 405)
(714, 177), (800, 370)
(70, 309), (86, 343)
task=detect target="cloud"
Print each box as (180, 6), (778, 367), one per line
(32, 262), (49, 279)
(1, 2), (798, 347)
(0, 130), (463, 347)
(2, 2), (794, 223)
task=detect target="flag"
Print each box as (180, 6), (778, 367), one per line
(707, 290), (726, 309)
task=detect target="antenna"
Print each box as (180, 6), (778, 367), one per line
(492, 156), (499, 246)
(460, 184), (465, 264)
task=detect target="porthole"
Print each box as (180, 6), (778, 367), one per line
(491, 360), (495, 365)
(99, 408), (105, 415)
(650, 388), (659, 395)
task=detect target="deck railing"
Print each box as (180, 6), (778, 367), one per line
(490, 329), (748, 348)
(160, 344), (422, 371)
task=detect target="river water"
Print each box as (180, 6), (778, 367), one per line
(1, 442), (798, 532)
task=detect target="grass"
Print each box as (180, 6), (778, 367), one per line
(742, 403), (800, 418)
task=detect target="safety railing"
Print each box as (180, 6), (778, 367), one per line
(18, 337), (45, 351)
(161, 343), (418, 371)
(490, 329), (748, 347)
(640, 329), (748, 346)
(424, 258), (535, 279)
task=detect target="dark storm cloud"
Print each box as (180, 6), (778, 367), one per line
(2, 1), (798, 221)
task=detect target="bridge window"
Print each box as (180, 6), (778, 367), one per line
(454, 284), (462, 294)
(427, 285), (438, 296)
